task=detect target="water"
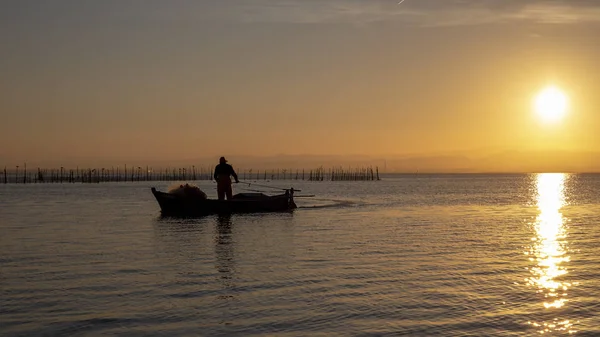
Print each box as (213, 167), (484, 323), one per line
(2, 174), (600, 336)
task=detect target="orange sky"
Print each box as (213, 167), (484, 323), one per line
(1, 1), (599, 171)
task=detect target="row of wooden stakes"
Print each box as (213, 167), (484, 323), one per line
(2, 165), (380, 183)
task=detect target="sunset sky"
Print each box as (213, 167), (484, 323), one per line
(1, 1), (599, 171)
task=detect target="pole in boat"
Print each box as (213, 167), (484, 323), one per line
(238, 180), (301, 192)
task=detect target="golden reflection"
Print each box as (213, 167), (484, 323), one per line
(526, 173), (575, 334)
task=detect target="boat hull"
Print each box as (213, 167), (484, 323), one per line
(151, 187), (297, 217)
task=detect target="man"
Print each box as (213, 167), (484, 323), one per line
(213, 156), (239, 201)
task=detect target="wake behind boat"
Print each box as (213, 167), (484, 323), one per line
(150, 184), (297, 217)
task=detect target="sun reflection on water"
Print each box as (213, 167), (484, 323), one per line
(526, 173), (575, 334)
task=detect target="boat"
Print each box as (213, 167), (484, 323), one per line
(150, 186), (297, 217)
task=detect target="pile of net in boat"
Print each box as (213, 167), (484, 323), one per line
(168, 183), (207, 199)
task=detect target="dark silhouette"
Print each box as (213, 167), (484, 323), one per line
(213, 157), (239, 201)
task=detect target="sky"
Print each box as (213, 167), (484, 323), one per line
(1, 0), (599, 171)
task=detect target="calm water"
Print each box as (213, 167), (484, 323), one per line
(2, 174), (600, 336)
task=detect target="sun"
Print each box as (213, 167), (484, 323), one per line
(534, 86), (568, 123)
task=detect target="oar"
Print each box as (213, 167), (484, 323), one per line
(239, 187), (269, 193)
(237, 180), (302, 192)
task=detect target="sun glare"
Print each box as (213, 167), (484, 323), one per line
(534, 86), (568, 123)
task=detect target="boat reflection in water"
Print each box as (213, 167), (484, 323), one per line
(526, 173), (575, 333)
(214, 214), (236, 300)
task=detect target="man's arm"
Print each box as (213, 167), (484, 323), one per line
(231, 166), (239, 182)
(213, 166), (218, 181)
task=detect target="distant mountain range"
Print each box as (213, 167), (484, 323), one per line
(157, 151), (600, 173)
(2, 150), (600, 173)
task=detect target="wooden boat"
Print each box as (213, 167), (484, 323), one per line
(150, 187), (297, 217)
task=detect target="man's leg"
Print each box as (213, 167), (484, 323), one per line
(217, 184), (225, 201)
(226, 184), (233, 200)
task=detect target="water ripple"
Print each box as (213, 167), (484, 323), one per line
(3, 176), (600, 335)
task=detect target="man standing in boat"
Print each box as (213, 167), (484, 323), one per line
(214, 156), (239, 201)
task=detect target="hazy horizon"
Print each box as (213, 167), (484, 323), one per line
(2, 1), (599, 172)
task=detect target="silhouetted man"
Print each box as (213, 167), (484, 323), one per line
(214, 157), (239, 201)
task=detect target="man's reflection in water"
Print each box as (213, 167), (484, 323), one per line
(215, 214), (235, 299)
